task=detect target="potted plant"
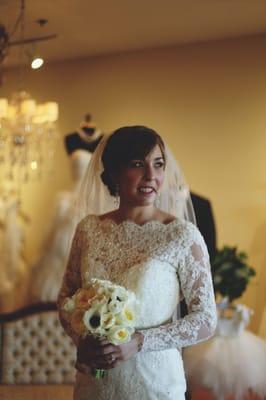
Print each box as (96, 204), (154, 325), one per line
(211, 246), (256, 304)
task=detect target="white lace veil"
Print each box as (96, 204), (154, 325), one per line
(75, 132), (196, 227)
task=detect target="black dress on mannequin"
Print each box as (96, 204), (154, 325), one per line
(64, 129), (103, 155)
(190, 192), (216, 262)
(64, 113), (103, 155)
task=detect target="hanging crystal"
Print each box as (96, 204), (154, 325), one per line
(0, 91), (59, 186)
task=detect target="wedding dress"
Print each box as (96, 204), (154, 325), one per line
(58, 215), (217, 400)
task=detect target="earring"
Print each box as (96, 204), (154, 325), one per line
(114, 184), (120, 207)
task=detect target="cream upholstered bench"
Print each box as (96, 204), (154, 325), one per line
(0, 302), (76, 384)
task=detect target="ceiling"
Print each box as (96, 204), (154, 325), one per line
(2, 0), (266, 67)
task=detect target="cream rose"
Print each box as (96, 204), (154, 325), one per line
(107, 326), (134, 345)
(116, 306), (136, 326)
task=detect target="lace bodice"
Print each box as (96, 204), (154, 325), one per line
(58, 215), (217, 353)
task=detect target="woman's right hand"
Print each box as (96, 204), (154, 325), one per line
(76, 335), (120, 373)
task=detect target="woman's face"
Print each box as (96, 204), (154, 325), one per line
(117, 144), (165, 207)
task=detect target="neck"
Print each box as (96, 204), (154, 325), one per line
(116, 203), (156, 225)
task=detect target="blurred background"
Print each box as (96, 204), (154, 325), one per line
(0, 1), (265, 398)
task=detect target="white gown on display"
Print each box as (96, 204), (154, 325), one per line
(31, 150), (91, 301)
(30, 190), (78, 301)
(184, 303), (266, 400)
(0, 195), (26, 296)
(58, 215), (217, 400)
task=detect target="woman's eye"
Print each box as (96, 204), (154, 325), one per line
(129, 160), (164, 168)
(155, 162), (164, 168)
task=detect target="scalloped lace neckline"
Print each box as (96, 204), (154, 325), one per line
(94, 214), (181, 230)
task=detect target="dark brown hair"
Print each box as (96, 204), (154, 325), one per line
(101, 125), (166, 196)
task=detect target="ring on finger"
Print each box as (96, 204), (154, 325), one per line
(108, 354), (116, 364)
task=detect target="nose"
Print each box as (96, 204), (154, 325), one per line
(144, 164), (155, 180)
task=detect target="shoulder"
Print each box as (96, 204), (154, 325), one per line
(163, 220), (210, 271)
(179, 221), (210, 263)
(76, 214), (99, 232)
(71, 215), (99, 247)
(98, 211), (116, 222)
(170, 219), (207, 249)
(161, 220), (208, 267)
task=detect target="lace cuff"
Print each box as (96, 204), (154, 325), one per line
(139, 224), (217, 352)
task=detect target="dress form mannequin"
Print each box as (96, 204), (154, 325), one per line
(64, 113), (103, 155)
(31, 150), (91, 301)
(29, 114), (103, 301)
(30, 150), (92, 301)
(0, 187), (28, 310)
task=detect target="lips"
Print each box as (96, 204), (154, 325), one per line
(138, 186), (156, 194)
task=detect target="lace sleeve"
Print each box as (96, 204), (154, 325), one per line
(139, 223), (217, 352)
(57, 223), (83, 346)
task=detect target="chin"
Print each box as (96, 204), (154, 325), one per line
(126, 193), (156, 207)
(136, 197), (155, 207)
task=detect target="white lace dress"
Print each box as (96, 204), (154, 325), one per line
(58, 215), (217, 400)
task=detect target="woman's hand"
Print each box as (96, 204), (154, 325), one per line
(114, 331), (144, 363)
(75, 332), (144, 373)
(76, 335), (118, 372)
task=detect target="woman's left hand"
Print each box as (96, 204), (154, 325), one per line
(115, 331), (144, 363)
(75, 331), (144, 373)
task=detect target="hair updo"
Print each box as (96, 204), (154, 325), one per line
(101, 125), (166, 197)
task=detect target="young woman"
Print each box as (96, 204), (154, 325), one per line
(58, 125), (217, 400)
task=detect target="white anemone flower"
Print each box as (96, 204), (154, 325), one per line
(108, 298), (125, 314)
(110, 287), (129, 302)
(83, 306), (106, 335)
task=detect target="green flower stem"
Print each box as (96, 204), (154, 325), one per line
(91, 368), (106, 379)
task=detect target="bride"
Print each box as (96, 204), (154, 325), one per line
(57, 125), (217, 400)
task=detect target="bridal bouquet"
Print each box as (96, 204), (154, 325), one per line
(61, 278), (138, 378)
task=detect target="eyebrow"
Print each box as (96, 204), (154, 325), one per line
(131, 156), (164, 161)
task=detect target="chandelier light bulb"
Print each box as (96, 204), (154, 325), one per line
(21, 99), (36, 117)
(0, 98), (8, 118)
(30, 161), (38, 170)
(31, 57), (44, 69)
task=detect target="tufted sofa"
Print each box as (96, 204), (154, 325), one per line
(0, 302), (76, 384)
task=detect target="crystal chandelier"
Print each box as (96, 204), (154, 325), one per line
(0, 0), (59, 187)
(0, 92), (58, 184)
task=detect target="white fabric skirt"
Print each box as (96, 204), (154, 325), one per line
(184, 330), (266, 400)
(74, 348), (186, 400)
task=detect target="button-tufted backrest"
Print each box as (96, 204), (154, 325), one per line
(0, 303), (76, 384)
